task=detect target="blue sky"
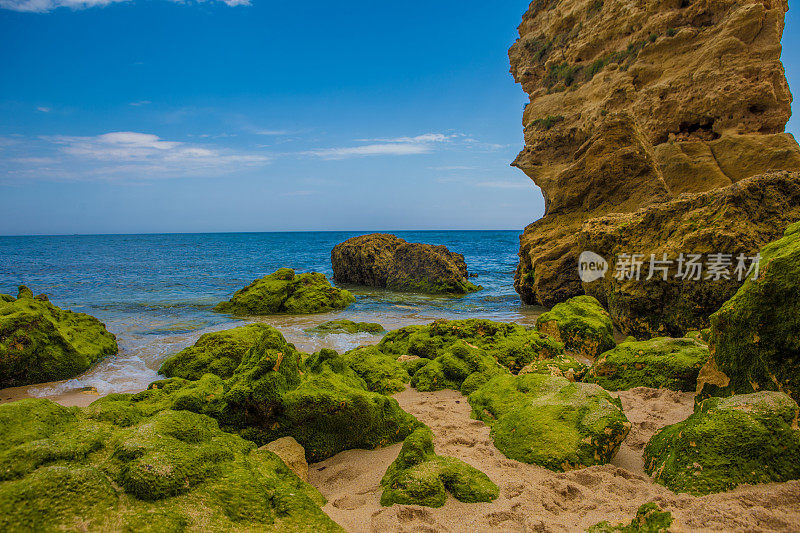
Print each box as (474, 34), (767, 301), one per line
(0, 0), (798, 235)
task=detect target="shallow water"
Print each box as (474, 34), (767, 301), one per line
(0, 231), (544, 398)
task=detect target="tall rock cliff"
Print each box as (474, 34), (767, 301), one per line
(510, 0), (800, 336)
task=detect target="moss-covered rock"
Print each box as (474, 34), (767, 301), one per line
(0, 398), (342, 532)
(644, 391), (800, 495)
(536, 295), (615, 358)
(378, 319), (563, 374)
(407, 340), (509, 395)
(380, 428), (498, 508)
(341, 346), (409, 395)
(698, 222), (800, 402)
(159, 323), (274, 380)
(469, 374), (630, 470)
(305, 320), (384, 335)
(331, 233), (481, 294)
(584, 337), (710, 391)
(0, 287), (118, 387)
(91, 327), (422, 463)
(214, 268), (355, 316)
(519, 354), (589, 382)
(587, 502), (674, 532)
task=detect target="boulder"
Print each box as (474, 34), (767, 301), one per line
(469, 373), (630, 470)
(90, 327), (422, 463)
(214, 268), (355, 316)
(535, 295), (614, 358)
(304, 319), (384, 335)
(698, 221), (800, 402)
(377, 318), (563, 374)
(0, 286), (118, 388)
(519, 355), (588, 382)
(340, 346), (410, 395)
(510, 0), (800, 326)
(159, 323), (274, 380)
(380, 428), (498, 508)
(262, 436), (309, 482)
(0, 398), (341, 532)
(331, 233), (480, 294)
(644, 392), (800, 495)
(406, 340), (509, 395)
(584, 337), (709, 392)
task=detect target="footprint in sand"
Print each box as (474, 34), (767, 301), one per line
(333, 495), (367, 510)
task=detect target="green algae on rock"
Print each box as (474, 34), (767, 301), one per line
(469, 373), (630, 470)
(698, 221), (800, 403)
(519, 354), (589, 382)
(644, 391), (800, 495)
(331, 233), (481, 294)
(380, 428), (498, 508)
(0, 287), (118, 388)
(91, 327), (422, 463)
(584, 337), (710, 392)
(536, 295), (615, 358)
(305, 319), (385, 335)
(407, 340), (509, 395)
(214, 268), (355, 316)
(587, 502), (674, 533)
(341, 345), (409, 395)
(159, 323), (275, 380)
(0, 398), (342, 532)
(378, 319), (563, 374)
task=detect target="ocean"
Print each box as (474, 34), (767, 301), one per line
(0, 231), (544, 398)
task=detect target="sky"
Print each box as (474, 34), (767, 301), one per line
(0, 0), (799, 235)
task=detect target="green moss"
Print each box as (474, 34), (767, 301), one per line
(644, 391), (800, 495)
(584, 337), (709, 391)
(536, 296), (615, 358)
(341, 346), (409, 395)
(159, 323), (275, 380)
(409, 340), (509, 393)
(378, 319), (563, 374)
(0, 288), (118, 387)
(588, 502), (673, 532)
(529, 115), (565, 130)
(214, 268), (355, 316)
(520, 354), (589, 381)
(305, 320), (385, 335)
(380, 428), (498, 507)
(0, 398), (342, 532)
(469, 374), (630, 470)
(701, 222), (800, 402)
(91, 327), (422, 463)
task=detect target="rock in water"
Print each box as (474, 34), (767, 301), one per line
(214, 268), (355, 316)
(380, 428), (498, 508)
(535, 295), (615, 358)
(262, 436), (309, 482)
(469, 373), (630, 470)
(509, 0), (800, 334)
(584, 337), (710, 392)
(331, 233), (481, 294)
(304, 319), (384, 335)
(698, 221), (800, 402)
(644, 392), (800, 495)
(0, 286), (118, 387)
(159, 323), (274, 380)
(0, 399), (342, 532)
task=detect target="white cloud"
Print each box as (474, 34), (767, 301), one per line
(36, 106), (51, 113)
(0, 0), (249, 13)
(2, 131), (269, 182)
(254, 129), (290, 136)
(305, 132), (454, 160)
(128, 100), (151, 107)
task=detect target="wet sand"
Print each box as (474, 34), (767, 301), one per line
(310, 386), (800, 532)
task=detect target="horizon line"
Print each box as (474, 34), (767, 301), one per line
(0, 228), (523, 238)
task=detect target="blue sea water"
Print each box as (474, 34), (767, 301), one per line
(0, 231), (544, 398)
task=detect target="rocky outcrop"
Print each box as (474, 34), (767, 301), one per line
(697, 221), (800, 402)
(0, 399), (341, 532)
(535, 295), (615, 358)
(510, 0), (800, 326)
(214, 268), (355, 316)
(469, 373), (631, 470)
(0, 286), (118, 388)
(644, 392), (800, 495)
(331, 234), (480, 294)
(304, 319), (384, 335)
